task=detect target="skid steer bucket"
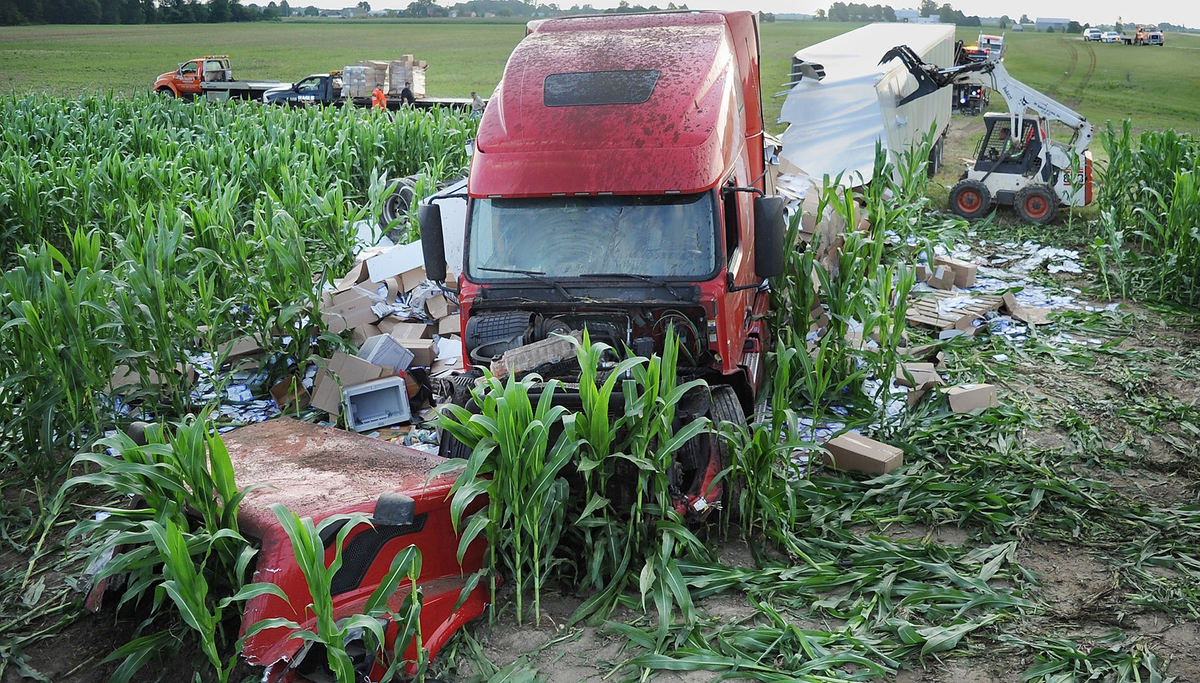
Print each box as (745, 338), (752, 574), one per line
(223, 419), (486, 681)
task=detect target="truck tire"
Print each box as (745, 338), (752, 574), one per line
(378, 176), (418, 230)
(708, 385), (747, 522)
(156, 87), (177, 98)
(948, 179), (991, 220)
(927, 137), (944, 177)
(1014, 184), (1059, 224)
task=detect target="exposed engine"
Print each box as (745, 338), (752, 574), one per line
(463, 306), (710, 373)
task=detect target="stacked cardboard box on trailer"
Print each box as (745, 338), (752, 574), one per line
(342, 56), (428, 99)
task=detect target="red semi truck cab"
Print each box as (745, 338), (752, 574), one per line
(420, 10), (785, 516)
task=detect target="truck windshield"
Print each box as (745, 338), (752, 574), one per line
(466, 193), (717, 281)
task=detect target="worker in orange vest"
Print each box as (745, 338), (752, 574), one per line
(371, 87), (386, 111)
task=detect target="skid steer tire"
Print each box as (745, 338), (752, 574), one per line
(948, 179), (991, 220)
(1014, 184), (1059, 224)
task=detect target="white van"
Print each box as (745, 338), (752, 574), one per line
(1083, 28), (1102, 41)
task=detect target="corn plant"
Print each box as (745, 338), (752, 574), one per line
(147, 518), (279, 683)
(568, 331), (647, 593)
(436, 373), (578, 626)
(567, 330), (713, 630)
(243, 505), (425, 683)
(1093, 121), (1200, 308)
(63, 412), (259, 677)
(0, 230), (121, 474)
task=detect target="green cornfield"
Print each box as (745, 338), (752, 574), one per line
(0, 93), (475, 474)
(1, 83), (1198, 683)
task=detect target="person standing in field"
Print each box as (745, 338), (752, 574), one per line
(371, 87), (386, 111)
(470, 91), (485, 118)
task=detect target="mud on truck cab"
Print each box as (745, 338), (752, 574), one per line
(420, 10), (786, 518)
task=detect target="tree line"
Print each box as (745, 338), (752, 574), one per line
(0, 0), (319, 25)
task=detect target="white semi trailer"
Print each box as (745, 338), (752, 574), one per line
(778, 23), (955, 186)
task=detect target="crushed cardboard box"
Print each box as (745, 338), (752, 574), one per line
(821, 432), (903, 475)
(269, 376), (311, 412)
(109, 363), (196, 392)
(1001, 292), (1052, 326)
(380, 319), (432, 339)
(928, 265), (955, 291)
(438, 314), (461, 337)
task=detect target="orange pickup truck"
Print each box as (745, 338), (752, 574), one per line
(152, 56), (281, 100)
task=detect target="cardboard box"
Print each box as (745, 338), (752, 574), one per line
(269, 376), (311, 412)
(821, 433), (903, 475)
(351, 323), (382, 348)
(333, 260), (370, 292)
(426, 293), (452, 320)
(438, 314), (461, 336)
(217, 335), (261, 359)
(309, 352), (391, 415)
(946, 383), (999, 412)
(397, 338), (436, 367)
(928, 265), (955, 290)
(430, 355), (464, 377)
(109, 363), (195, 391)
(380, 319), (432, 339)
(400, 265), (428, 293)
(915, 264), (932, 282)
(321, 287), (382, 334)
(954, 313), (981, 336)
(894, 362), (943, 389)
(934, 255), (978, 288)
(1002, 292), (1052, 326)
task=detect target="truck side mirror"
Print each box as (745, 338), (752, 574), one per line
(753, 195), (786, 279)
(418, 203), (447, 282)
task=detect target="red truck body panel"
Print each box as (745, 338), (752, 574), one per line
(225, 419), (486, 680)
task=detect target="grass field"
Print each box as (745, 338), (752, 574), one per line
(2, 19), (1199, 134)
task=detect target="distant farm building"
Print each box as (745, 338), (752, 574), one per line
(1036, 17), (1070, 31)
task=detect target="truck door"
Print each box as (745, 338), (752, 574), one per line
(720, 171), (758, 381)
(177, 60), (201, 95)
(292, 76), (324, 105)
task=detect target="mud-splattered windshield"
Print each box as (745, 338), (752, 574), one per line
(466, 192), (717, 281)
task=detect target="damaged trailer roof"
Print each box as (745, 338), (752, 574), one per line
(778, 23), (954, 186)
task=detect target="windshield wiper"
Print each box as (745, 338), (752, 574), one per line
(477, 267), (578, 301)
(577, 273), (689, 302)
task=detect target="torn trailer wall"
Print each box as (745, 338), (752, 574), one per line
(779, 22), (955, 186)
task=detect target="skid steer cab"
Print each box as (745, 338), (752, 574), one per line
(949, 113), (1092, 224)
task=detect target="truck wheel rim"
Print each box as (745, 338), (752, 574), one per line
(956, 190), (981, 212)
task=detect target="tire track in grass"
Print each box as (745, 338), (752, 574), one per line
(1078, 40), (1098, 93)
(1060, 38), (1079, 90)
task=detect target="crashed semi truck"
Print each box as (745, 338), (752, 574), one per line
(420, 10), (786, 519)
(172, 10), (786, 682)
(778, 23), (955, 184)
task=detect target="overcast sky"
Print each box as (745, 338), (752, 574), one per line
(306, 0), (1196, 29)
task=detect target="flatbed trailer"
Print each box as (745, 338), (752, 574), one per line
(263, 72), (476, 111)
